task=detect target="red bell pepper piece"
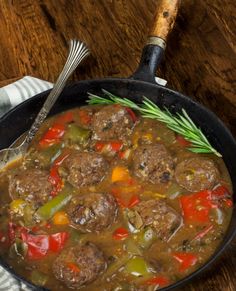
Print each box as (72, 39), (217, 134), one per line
(39, 111), (74, 148)
(144, 276), (169, 287)
(176, 134), (191, 147)
(67, 262), (80, 273)
(49, 167), (62, 188)
(54, 111), (74, 125)
(95, 141), (123, 153)
(180, 190), (217, 224)
(125, 107), (137, 123)
(110, 141), (123, 152)
(21, 232), (68, 260)
(212, 185), (231, 200)
(78, 110), (92, 125)
(49, 151), (70, 196)
(112, 227), (129, 240)
(95, 141), (105, 152)
(49, 232), (69, 252)
(21, 232), (49, 260)
(39, 123), (65, 148)
(111, 188), (140, 209)
(173, 252), (198, 272)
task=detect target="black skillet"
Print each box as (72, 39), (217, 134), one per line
(0, 0), (235, 290)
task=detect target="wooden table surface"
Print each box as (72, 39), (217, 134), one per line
(0, 0), (235, 290)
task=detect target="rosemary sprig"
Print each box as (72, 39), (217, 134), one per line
(87, 90), (222, 157)
(88, 90), (140, 111)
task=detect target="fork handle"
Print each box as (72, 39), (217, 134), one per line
(24, 40), (89, 146)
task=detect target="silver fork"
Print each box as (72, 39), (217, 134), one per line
(0, 39), (89, 170)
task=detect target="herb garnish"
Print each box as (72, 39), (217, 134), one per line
(87, 89), (221, 157)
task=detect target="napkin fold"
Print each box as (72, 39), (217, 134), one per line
(0, 74), (167, 291)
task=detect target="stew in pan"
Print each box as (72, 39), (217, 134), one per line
(0, 103), (233, 290)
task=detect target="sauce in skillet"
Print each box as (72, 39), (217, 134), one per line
(0, 105), (233, 290)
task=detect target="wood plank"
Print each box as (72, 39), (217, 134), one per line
(0, 1), (235, 289)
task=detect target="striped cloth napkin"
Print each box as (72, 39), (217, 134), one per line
(0, 76), (52, 291)
(0, 76), (53, 118)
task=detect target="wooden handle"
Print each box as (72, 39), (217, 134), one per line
(148, 0), (180, 48)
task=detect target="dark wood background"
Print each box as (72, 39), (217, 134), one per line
(0, 0), (235, 290)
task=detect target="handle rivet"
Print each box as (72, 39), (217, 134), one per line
(163, 11), (169, 18)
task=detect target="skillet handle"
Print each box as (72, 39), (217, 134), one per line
(131, 0), (180, 83)
(147, 0), (179, 50)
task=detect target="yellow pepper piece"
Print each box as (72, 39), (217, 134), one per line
(10, 199), (26, 216)
(142, 133), (153, 141)
(143, 191), (166, 199)
(112, 166), (130, 183)
(153, 193), (166, 198)
(53, 211), (70, 225)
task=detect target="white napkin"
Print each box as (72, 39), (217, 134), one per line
(0, 76), (52, 291)
(0, 76), (53, 118)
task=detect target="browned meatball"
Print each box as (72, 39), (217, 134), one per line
(62, 151), (108, 188)
(67, 193), (118, 233)
(53, 242), (107, 289)
(127, 199), (183, 241)
(132, 144), (174, 184)
(175, 157), (220, 192)
(8, 168), (52, 208)
(91, 105), (134, 142)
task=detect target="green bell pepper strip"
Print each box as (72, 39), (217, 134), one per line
(136, 227), (156, 249)
(124, 256), (151, 277)
(35, 191), (72, 221)
(64, 124), (91, 144)
(41, 144), (61, 162)
(9, 238), (28, 259)
(30, 270), (49, 286)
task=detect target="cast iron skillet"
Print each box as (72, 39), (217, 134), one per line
(0, 0), (235, 290)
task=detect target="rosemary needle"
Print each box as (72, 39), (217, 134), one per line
(87, 90), (222, 157)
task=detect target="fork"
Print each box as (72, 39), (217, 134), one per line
(0, 39), (89, 170)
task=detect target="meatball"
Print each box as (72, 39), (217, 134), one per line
(127, 199), (183, 241)
(67, 193), (118, 232)
(175, 157), (220, 192)
(8, 168), (52, 208)
(91, 105), (134, 142)
(132, 144), (174, 184)
(53, 242), (107, 289)
(62, 151), (108, 188)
